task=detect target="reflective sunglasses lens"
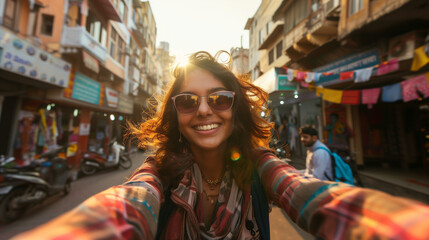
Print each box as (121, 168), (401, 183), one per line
(175, 95), (199, 113)
(208, 92), (234, 111)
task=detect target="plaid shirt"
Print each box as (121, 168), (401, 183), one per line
(13, 151), (429, 240)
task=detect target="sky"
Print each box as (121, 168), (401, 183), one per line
(149, 0), (261, 59)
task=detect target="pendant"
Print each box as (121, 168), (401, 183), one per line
(210, 199), (214, 204)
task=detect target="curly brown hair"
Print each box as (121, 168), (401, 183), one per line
(129, 51), (272, 190)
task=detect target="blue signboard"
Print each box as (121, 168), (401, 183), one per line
(72, 72), (101, 105)
(313, 49), (380, 84)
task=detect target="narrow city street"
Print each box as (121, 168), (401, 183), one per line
(0, 152), (314, 239)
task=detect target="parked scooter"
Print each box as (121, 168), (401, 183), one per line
(80, 137), (132, 176)
(0, 147), (72, 223)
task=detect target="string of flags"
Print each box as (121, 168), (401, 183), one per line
(282, 44), (429, 108)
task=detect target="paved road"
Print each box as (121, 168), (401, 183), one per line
(0, 152), (313, 239)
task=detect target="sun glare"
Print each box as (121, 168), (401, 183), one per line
(175, 54), (189, 68)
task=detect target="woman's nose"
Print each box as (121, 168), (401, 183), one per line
(196, 97), (212, 116)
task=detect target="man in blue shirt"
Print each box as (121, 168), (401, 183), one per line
(299, 126), (333, 181)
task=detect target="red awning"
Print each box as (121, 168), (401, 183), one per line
(92, 0), (122, 22)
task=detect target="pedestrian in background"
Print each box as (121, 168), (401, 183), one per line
(13, 51), (429, 240)
(299, 126), (333, 181)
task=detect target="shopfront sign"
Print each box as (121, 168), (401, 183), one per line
(313, 49), (380, 84)
(278, 75), (297, 90)
(71, 72), (101, 105)
(0, 28), (71, 87)
(105, 87), (118, 108)
(83, 50), (99, 73)
(118, 93), (133, 114)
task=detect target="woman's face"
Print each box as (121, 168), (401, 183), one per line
(176, 68), (233, 152)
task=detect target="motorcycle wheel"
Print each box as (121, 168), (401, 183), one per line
(80, 160), (97, 176)
(0, 188), (26, 223)
(119, 155), (132, 169)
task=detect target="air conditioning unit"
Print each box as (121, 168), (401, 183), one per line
(388, 33), (415, 61)
(325, 0), (340, 15)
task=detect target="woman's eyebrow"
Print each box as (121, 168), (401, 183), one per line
(209, 87), (228, 93)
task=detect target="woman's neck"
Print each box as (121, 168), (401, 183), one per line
(191, 145), (226, 180)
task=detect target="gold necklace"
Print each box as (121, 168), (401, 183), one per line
(203, 189), (219, 205)
(202, 175), (223, 190)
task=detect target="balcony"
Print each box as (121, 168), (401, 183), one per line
(131, 26), (148, 48)
(259, 21), (284, 50)
(61, 26), (107, 62)
(92, 0), (122, 22)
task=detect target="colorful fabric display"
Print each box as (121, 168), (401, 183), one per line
(297, 71), (306, 81)
(411, 46), (429, 71)
(341, 90), (361, 105)
(354, 67), (374, 83)
(382, 83), (402, 102)
(377, 59), (399, 76)
(316, 87), (325, 97)
(322, 88), (343, 103)
(362, 88), (381, 105)
(300, 81), (309, 88)
(401, 74), (429, 102)
(305, 72), (315, 83)
(340, 71), (354, 81)
(287, 69), (294, 81)
(322, 72), (334, 76)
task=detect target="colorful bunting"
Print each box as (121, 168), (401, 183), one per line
(297, 71), (306, 81)
(341, 90), (361, 105)
(316, 87), (325, 97)
(401, 74), (429, 102)
(382, 83), (402, 102)
(411, 46), (429, 71)
(377, 59), (399, 76)
(362, 88), (381, 105)
(340, 71), (354, 81)
(354, 67), (373, 83)
(322, 89), (343, 103)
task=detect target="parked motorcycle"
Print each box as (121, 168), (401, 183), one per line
(0, 147), (72, 223)
(80, 137), (132, 176)
(270, 139), (291, 160)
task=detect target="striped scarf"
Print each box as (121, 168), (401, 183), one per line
(171, 163), (249, 239)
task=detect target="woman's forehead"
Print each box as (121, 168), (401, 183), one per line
(179, 68), (226, 93)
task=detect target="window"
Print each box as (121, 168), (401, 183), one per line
(276, 41), (283, 59)
(268, 49), (274, 65)
(41, 14), (54, 36)
(3, 0), (18, 30)
(86, 10), (107, 46)
(259, 29), (264, 46)
(266, 23), (270, 35)
(110, 29), (117, 58)
(349, 0), (363, 15)
(117, 37), (124, 64)
(284, 0), (309, 34)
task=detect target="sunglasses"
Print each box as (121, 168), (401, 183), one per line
(171, 91), (235, 114)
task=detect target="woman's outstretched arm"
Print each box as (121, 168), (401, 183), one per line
(257, 150), (429, 240)
(12, 157), (163, 240)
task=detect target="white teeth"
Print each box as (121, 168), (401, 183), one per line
(195, 124), (219, 131)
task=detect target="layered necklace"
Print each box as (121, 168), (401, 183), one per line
(202, 174), (223, 190)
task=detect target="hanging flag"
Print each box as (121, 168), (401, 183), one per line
(322, 89), (343, 103)
(314, 72), (322, 82)
(401, 74), (429, 102)
(354, 67), (374, 83)
(411, 46), (429, 71)
(287, 69), (294, 81)
(305, 72), (315, 83)
(377, 59), (399, 75)
(322, 72), (334, 76)
(382, 83), (402, 102)
(300, 81), (309, 88)
(341, 90), (361, 104)
(297, 71), (306, 81)
(362, 88), (381, 105)
(340, 71), (354, 80)
(316, 87), (325, 97)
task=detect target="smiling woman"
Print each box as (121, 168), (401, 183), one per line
(12, 51), (429, 240)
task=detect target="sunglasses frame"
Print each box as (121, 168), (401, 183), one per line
(171, 91), (236, 114)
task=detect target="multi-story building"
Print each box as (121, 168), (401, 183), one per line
(156, 41), (175, 90)
(250, 0), (429, 184)
(230, 47), (249, 76)
(0, 0), (159, 178)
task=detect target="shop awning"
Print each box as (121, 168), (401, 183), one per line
(253, 68), (297, 94)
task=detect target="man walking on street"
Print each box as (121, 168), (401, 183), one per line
(299, 126), (333, 181)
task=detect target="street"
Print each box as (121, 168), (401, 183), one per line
(0, 152), (314, 239)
